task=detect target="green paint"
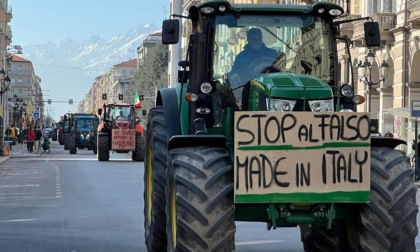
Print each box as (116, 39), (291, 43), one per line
(237, 142), (370, 151)
(235, 191), (370, 203)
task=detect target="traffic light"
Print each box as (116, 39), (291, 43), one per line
(140, 95), (144, 101)
(47, 99), (51, 104)
(118, 94), (123, 100)
(69, 99), (73, 105)
(102, 93), (107, 100)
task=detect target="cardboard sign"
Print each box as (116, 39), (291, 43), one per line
(111, 129), (136, 150)
(234, 112), (371, 204)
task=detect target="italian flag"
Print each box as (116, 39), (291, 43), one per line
(135, 92), (142, 108)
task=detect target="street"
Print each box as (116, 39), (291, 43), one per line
(0, 141), (417, 251)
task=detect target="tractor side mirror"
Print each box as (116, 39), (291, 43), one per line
(364, 22), (381, 47)
(162, 19), (180, 44)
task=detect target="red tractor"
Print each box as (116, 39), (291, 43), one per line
(97, 103), (145, 161)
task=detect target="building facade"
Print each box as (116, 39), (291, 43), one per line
(7, 54), (42, 130)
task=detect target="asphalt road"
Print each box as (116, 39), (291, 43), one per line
(0, 141), (418, 251)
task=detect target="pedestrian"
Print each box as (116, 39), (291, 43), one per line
(26, 126), (35, 153)
(4, 124), (15, 150)
(35, 128), (42, 152)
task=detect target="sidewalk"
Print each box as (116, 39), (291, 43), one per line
(0, 142), (41, 164)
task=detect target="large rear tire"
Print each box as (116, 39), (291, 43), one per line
(97, 134), (110, 161)
(301, 147), (418, 251)
(64, 133), (70, 150)
(132, 133), (145, 161)
(166, 146), (235, 252)
(144, 106), (169, 251)
(69, 135), (77, 154)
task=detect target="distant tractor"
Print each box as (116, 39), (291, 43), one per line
(63, 113), (92, 150)
(97, 103), (145, 161)
(67, 114), (99, 154)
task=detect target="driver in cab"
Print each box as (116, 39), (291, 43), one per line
(228, 28), (278, 88)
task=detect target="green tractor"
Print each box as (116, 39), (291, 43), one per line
(144, 1), (418, 251)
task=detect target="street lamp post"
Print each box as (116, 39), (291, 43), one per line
(18, 102), (27, 143)
(8, 94), (18, 129)
(356, 49), (390, 112)
(8, 95), (27, 143)
(0, 69), (11, 156)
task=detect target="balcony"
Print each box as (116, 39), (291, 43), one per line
(409, 0), (420, 28)
(335, 15), (361, 40)
(6, 6), (11, 22)
(5, 25), (11, 43)
(352, 13), (396, 47)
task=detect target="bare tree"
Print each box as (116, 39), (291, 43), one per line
(132, 43), (169, 125)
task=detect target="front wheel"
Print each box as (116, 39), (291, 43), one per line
(144, 107), (168, 251)
(301, 147), (418, 251)
(64, 133), (70, 150)
(97, 134), (109, 161)
(69, 135), (77, 154)
(132, 133), (145, 161)
(166, 146), (235, 251)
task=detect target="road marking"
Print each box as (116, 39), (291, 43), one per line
(55, 166), (62, 198)
(0, 184), (40, 188)
(236, 240), (284, 246)
(0, 218), (36, 223)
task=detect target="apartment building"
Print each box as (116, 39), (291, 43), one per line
(0, 1), (43, 136)
(7, 54), (42, 129)
(81, 33), (162, 114)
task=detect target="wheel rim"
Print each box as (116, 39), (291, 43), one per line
(171, 183), (177, 247)
(146, 145), (153, 224)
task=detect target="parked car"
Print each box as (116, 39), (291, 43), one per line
(44, 127), (54, 139)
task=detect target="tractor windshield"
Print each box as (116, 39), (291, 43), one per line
(213, 13), (333, 100)
(110, 106), (133, 121)
(77, 118), (94, 130)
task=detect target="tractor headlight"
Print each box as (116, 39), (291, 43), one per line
(329, 8), (343, 16)
(308, 99), (334, 112)
(200, 82), (212, 94)
(268, 99), (296, 112)
(200, 7), (214, 14)
(340, 84), (353, 96)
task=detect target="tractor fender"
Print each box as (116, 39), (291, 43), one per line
(168, 135), (226, 151)
(156, 87), (180, 137)
(136, 123), (144, 135)
(371, 136), (406, 149)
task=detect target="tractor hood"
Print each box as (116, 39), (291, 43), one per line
(253, 72), (333, 100)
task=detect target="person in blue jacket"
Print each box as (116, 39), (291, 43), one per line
(229, 28), (278, 88)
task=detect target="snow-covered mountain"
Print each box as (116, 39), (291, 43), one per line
(21, 23), (160, 120)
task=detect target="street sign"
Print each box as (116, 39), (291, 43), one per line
(412, 100), (420, 117)
(33, 106), (40, 119)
